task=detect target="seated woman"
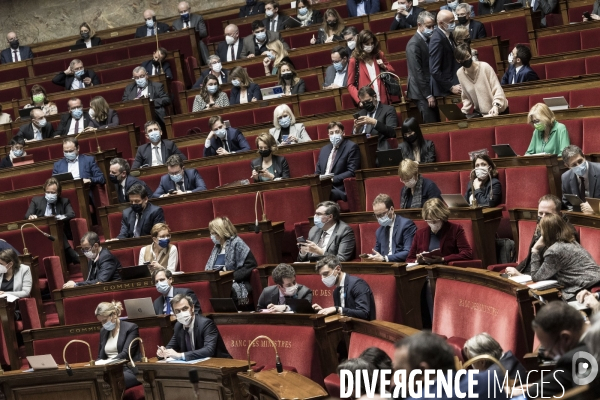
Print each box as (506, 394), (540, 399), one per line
(453, 25), (478, 61)
(256, 263), (313, 312)
(296, 0), (322, 26)
(398, 159), (442, 209)
(262, 40), (293, 76)
(464, 154), (502, 207)
(251, 133), (290, 182)
(95, 301), (142, 390)
(0, 137), (26, 169)
(525, 103), (570, 156)
(0, 104), (11, 124)
(0, 249), (32, 320)
(399, 117), (436, 163)
(278, 62), (305, 96)
(530, 213), (600, 301)
(229, 66), (262, 105)
(310, 9), (345, 45)
(23, 84), (57, 116)
(205, 217), (258, 308)
(454, 44), (508, 118)
(138, 223), (178, 273)
(192, 74), (230, 112)
(463, 333), (527, 380)
(76, 22), (102, 48)
(89, 96), (119, 129)
(269, 104), (311, 144)
(406, 198), (473, 264)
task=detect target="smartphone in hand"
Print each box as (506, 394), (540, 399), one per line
(296, 236), (307, 243)
(353, 113), (361, 120)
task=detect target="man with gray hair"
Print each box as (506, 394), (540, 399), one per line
(463, 332), (527, 379)
(121, 66), (170, 120)
(561, 144), (600, 213)
(455, 3), (486, 40)
(52, 59), (100, 90)
(192, 55), (229, 89)
(172, 1), (207, 38)
(390, 0), (424, 30)
(134, 9), (170, 38)
(109, 157), (153, 203)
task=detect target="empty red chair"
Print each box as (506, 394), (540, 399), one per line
(529, 64), (546, 80)
(582, 118), (600, 154)
(170, 81), (185, 114)
(299, 96), (337, 117)
(545, 59), (586, 79)
(217, 159), (252, 186)
(562, 119), (583, 149)
(389, 59), (408, 78)
(358, 222), (379, 256)
(581, 28), (600, 49)
(504, 166), (550, 209)
(449, 128), (495, 161)
(44, 257), (65, 292)
(305, 50), (332, 69)
(364, 176), (401, 211)
(528, 90), (570, 109)
(568, 5), (593, 22)
(495, 123), (535, 156)
(0, 198), (29, 225)
(422, 171), (461, 195)
(19, 298), (41, 330)
(570, 88), (600, 108)
(490, 16), (528, 48)
(474, 46), (496, 69)
(111, 248), (136, 268)
(285, 151), (317, 177)
(177, 238), (214, 272)
(426, 132), (450, 162)
(162, 199), (214, 231)
(386, 36), (412, 54)
(585, 55), (600, 74)
(341, 93), (356, 109)
(537, 31), (581, 56)
(197, 165), (220, 190)
(238, 232), (267, 264)
(487, 219), (537, 272)
(212, 193), (260, 224)
(579, 227), (600, 264)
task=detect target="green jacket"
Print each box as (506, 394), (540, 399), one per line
(525, 121), (570, 156)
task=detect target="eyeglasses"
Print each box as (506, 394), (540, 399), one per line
(81, 246), (93, 252)
(373, 209), (391, 219)
(72, 65), (84, 72)
(168, 170), (183, 177)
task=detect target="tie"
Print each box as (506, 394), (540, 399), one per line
(74, 119), (80, 135)
(580, 177), (586, 200)
(230, 45), (235, 61)
(134, 214), (141, 237)
(381, 226), (391, 256)
(325, 147), (338, 174)
(154, 146), (162, 164)
(176, 182), (182, 192)
(271, 20), (275, 31)
(50, 204), (56, 216)
(150, 28), (155, 36)
(13, 50), (19, 62)
(317, 231), (328, 248)
(165, 297), (172, 314)
(136, 87), (143, 98)
(184, 327), (193, 352)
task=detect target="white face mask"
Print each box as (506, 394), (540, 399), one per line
(404, 177), (417, 188)
(475, 167), (489, 179)
(212, 62), (223, 73)
(322, 270), (338, 287)
(347, 40), (356, 50)
(0, 264), (7, 274)
(88, 107), (95, 119)
(428, 221), (443, 233)
(176, 310), (193, 326)
(363, 44), (374, 53)
(284, 284), (298, 296)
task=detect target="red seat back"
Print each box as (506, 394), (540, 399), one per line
(583, 118), (600, 154)
(364, 177), (401, 211)
(495, 123), (532, 156)
(449, 128), (495, 161)
(218, 160), (251, 186)
(358, 223), (379, 256)
(578, 226), (600, 264)
(428, 132), (450, 163)
(348, 332), (396, 359)
(238, 232), (267, 265)
(212, 193), (259, 224)
(0, 198), (29, 225)
(545, 59), (586, 79)
(43, 256), (65, 292)
(516, 220), (537, 262)
(570, 88), (600, 108)
(422, 171), (461, 195)
(162, 199), (214, 231)
(504, 166), (550, 209)
(177, 238), (214, 272)
(537, 31), (580, 56)
(284, 151), (316, 177)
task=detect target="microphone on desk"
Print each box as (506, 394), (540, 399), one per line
(246, 335), (283, 376)
(189, 369), (200, 399)
(63, 339), (95, 376)
(20, 223), (56, 255)
(75, 127), (102, 153)
(127, 337), (148, 368)
(254, 191), (266, 234)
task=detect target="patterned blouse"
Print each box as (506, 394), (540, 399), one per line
(192, 92), (230, 112)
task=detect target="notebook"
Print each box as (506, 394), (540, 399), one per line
(285, 298), (316, 313)
(118, 264), (151, 280)
(438, 104), (467, 121)
(209, 298), (239, 313)
(543, 96), (569, 111)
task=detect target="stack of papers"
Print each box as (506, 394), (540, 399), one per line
(508, 274), (532, 284)
(527, 280), (560, 290)
(568, 301), (588, 311)
(93, 359), (122, 366)
(164, 357), (210, 364)
(0, 293), (18, 302)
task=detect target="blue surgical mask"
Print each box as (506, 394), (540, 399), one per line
(146, 19), (155, 28)
(45, 193), (58, 203)
(156, 280), (170, 294)
(64, 151), (77, 161)
(170, 173), (183, 183)
(136, 77), (148, 88)
(314, 215), (325, 229)
(330, 133), (342, 147)
(148, 130), (161, 143)
(12, 149), (23, 157)
(158, 238), (170, 248)
(37, 118), (47, 128)
(279, 116), (291, 128)
(266, 9), (274, 17)
(216, 128), (227, 139)
(74, 69), (85, 79)
(448, 0), (458, 9)
(422, 27), (434, 38)
(103, 320), (116, 331)
(255, 31), (267, 41)
(333, 61), (344, 71)
(211, 234), (220, 245)
(207, 84), (218, 94)
(446, 22), (456, 32)
(71, 108), (83, 119)
(377, 210), (392, 227)
(298, 7), (308, 15)
(180, 12), (190, 21)
(267, 51), (276, 60)
(231, 79), (241, 87)
(573, 161), (588, 177)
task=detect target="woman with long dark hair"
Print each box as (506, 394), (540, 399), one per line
(399, 117), (436, 163)
(464, 154), (502, 207)
(192, 74), (230, 111)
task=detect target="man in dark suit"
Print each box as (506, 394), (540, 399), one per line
(347, 0), (380, 17)
(518, 0), (558, 27)
(240, 0), (266, 18)
(217, 24), (244, 63)
(204, 115), (251, 157)
(256, 264), (313, 311)
(17, 108), (55, 141)
(429, 10), (462, 97)
(134, 9), (170, 38)
(132, 121), (187, 169)
(152, 154), (206, 198)
(152, 268), (201, 315)
(109, 158), (153, 203)
(158, 294), (232, 361)
(315, 121), (361, 202)
(1, 32), (33, 63)
(263, 1), (290, 32)
(312, 256), (375, 320)
(561, 145), (600, 214)
(298, 201), (356, 262)
(116, 184), (165, 239)
(406, 11), (440, 123)
(456, 4), (486, 40)
(500, 44), (540, 85)
(122, 66), (171, 120)
(172, 1), (208, 39)
(141, 47), (173, 80)
(52, 59), (100, 90)
(191, 55), (229, 89)
(390, 0), (424, 30)
(240, 20), (289, 58)
(323, 46), (349, 89)
(63, 231), (122, 288)
(366, 194), (416, 262)
(52, 137), (105, 185)
(353, 86), (398, 151)
(54, 98), (92, 136)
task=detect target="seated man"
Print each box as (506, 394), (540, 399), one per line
(17, 108), (55, 141)
(152, 268), (201, 315)
(52, 59), (100, 90)
(109, 157), (153, 203)
(298, 201), (356, 262)
(216, 24), (244, 63)
(353, 86), (398, 151)
(132, 121), (186, 169)
(52, 137), (105, 186)
(455, 3), (486, 39)
(365, 194), (416, 262)
(171, 1), (208, 39)
(315, 121), (361, 201)
(204, 115), (251, 157)
(141, 47), (173, 80)
(501, 44), (540, 85)
(561, 145), (600, 214)
(134, 9), (170, 38)
(1, 32), (33, 63)
(323, 46), (349, 89)
(192, 55), (228, 88)
(389, 0), (424, 30)
(239, 0), (266, 18)
(312, 255), (375, 320)
(240, 20), (289, 58)
(157, 294), (232, 361)
(262, 1), (290, 32)
(152, 154), (206, 198)
(256, 263), (313, 312)
(55, 97), (92, 136)
(121, 67), (171, 121)
(63, 231), (121, 287)
(116, 184), (165, 239)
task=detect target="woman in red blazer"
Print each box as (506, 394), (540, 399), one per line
(406, 198), (473, 264)
(347, 29), (395, 105)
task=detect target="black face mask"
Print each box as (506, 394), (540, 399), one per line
(81, 32), (90, 40)
(109, 174), (121, 184)
(152, 59), (161, 66)
(457, 16), (468, 25)
(460, 58), (473, 68)
(362, 100), (375, 113)
(327, 20), (338, 27)
(9, 40), (19, 49)
(282, 72), (293, 81)
(404, 135), (417, 144)
(131, 203), (144, 214)
(259, 149), (272, 157)
(247, 0), (256, 4)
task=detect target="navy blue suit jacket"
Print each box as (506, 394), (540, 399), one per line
(229, 83), (262, 105)
(500, 64), (540, 85)
(429, 27), (460, 96)
(315, 138), (361, 194)
(347, 0), (380, 16)
(141, 59), (173, 80)
(0, 46), (33, 63)
(117, 203), (165, 239)
(167, 315), (232, 360)
(152, 169), (207, 198)
(115, 175), (154, 203)
(52, 154), (106, 185)
(77, 248), (121, 286)
(334, 274), (376, 320)
(203, 127), (251, 157)
(374, 215), (417, 262)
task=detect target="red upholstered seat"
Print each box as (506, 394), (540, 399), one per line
(570, 88), (600, 108)
(341, 93), (356, 109)
(284, 151), (315, 178)
(123, 385), (145, 400)
(368, 17), (395, 34)
(19, 298), (41, 330)
(504, 167), (550, 209)
(530, 64), (546, 80)
(0, 65), (28, 83)
(579, 227), (600, 264)
(427, 133), (450, 163)
(0, 225), (56, 265)
(0, 198), (29, 225)
(364, 177), (401, 211)
(562, 119), (583, 149)
(389, 59), (408, 78)
(111, 248), (136, 268)
(212, 193), (259, 224)
(12, 170), (49, 190)
(488, 219), (536, 272)
(567, 5), (593, 22)
(537, 31), (581, 56)
(386, 36), (412, 54)
(195, 166), (219, 190)
(177, 238), (214, 273)
(107, 213), (123, 239)
(184, 144), (204, 159)
(580, 28), (600, 50)
(299, 97), (337, 117)
(475, 46), (496, 69)
(545, 59), (586, 79)
(217, 160), (252, 186)
(358, 223), (379, 256)
(490, 17), (528, 48)
(583, 118), (600, 154)
(422, 171), (461, 195)
(450, 128), (495, 161)
(70, 218), (88, 248)
(44, 256), (66, 292)
(302, 75), (321, 92)
(495, 123), (533, 156)
(529, 91), (570, 109)
(238, 233), (267, 265)
(33, 332), (100, 364)
(116, 104), (147, 129)
(585, 55), (600, 74)
(306, 50), (334, 69)
(162, 199), (214, 231)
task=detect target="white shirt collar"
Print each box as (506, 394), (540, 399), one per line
(325, 222), (337, 236)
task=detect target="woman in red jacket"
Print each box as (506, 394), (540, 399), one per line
(406, 198), (473, 264)
(347, 29), (395, 105)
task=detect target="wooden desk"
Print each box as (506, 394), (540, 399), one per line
(0, 361), (126, 400)
(137, 358), (251, 400)
(237, 369), (328, 400)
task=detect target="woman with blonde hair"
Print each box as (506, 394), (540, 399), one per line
(75, 22), (102, 48)
(89, 96), (119, 129)
(250, 133), (290, 182)
(269, 104), (310, 144)
(24, 84), (57, 116)
(262, 40), (293, 76)
(138, 223), (178, 272)
(95, 300), (142, 389)
(398, 159), (442, 209)
(525, 103), (570, 155)
(229, 66), (262, 105)
(192, 74), (230, 112)
(310, 8), (345, 45)
(205, 217), (258, 308)
(453, 25), (478, 61)
(277, 62), (305, 95)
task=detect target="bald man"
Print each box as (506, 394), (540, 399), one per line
(134, 9), (170, 38)
(17, 108), (55, 141)
(1, 32), (33, 64)
(172, 1), (207, 38)
(217, 24), (244, 62)
(429, 10), (462, 97)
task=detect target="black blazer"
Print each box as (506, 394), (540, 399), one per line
(256, 284), (313, 311)
(239, 1), (266, 17)
(315, 138), (361, 196)
(17, 122), (55, 140)
(172, 14), (208, 38)
(192, 69), (229, 89)
(479, 0), (506, 14)
(400, 176), (443, 209)
(115, 175), (154, 203)
(0, 156), (13, 169)
(90, 109), (119, 129)
(25, 196), (75, 239)
(500, 64), (540, 85)
(229, 83), (262, 105)
(152, 169), (207, 198)
(134, 22), (170, 38)
(153, 287), (201, 315)
(250, 155), (290, 181)
(132, 139), (187, 169)
(406, 32), (432, 100)
(0, 46), (33, 63)
(561, 161), (600, 209)
(141, 59), (173, 80)
(52, 70), (100, 90)
(429, 27), (460, 97)
(203, 128), (251, 157)
(55, 112), (92, 136)
(284, 79), (305, 95)
(75, 37), (102, 47)
(464, 177), (503, 207)
(121, 81), (170, 119)
(216, 41), (244, 63)
(333, 274), (376, 320)
(98, 320), (140, 362)
(356, 103), (398, 151)
(262, 15), (290, 31)
(468, 20), (487, 40)
(390, 6), (424, 30)
(77, 247), (122, 286)
(315, 28), (344, 45)
(166, 315), (232, 360)
(117, 203), (165, 239)
(399, 140), (436, 164)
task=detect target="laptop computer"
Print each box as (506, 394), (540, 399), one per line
(441, 194), (471, 207)
(52, 172), (74, 182)
(585, 197), (600, 214)
(210, 298), (239, 312)
(118, 264), (151, 281)
(70, 43), (87, 51)
(260, 85), (284, 100)
(124, 297), (156, 319)
(492, 144), (518, 158)
(543, 96), (569, 111)
(283, 16), (302, 29)
(564, 194), (583, 207)
(27, 354), (59, 370)
(285, 298), (316, 314)
(18, 106), (41, 120)
(438, 104), (467, 121)
(377, 148), (403, 167)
